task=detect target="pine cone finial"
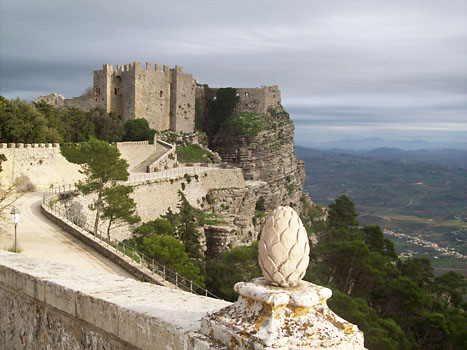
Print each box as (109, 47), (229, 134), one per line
(258, 206), (310, 287)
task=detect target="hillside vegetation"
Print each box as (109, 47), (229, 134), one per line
(296, 147), (467, 270)
(0, 97), (156, 144)
(202, 195), (467, 350)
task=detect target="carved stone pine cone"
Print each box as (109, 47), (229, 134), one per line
(258, 206), (310, 287)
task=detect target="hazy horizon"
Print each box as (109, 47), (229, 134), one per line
(1, 0), (466, 145)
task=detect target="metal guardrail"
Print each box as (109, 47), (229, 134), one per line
(42, 186), (220, 299)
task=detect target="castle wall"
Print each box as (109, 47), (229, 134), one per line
(92, 67), (110, 111)
(109, 65), (123, 118)
(234, 86), (281, 114)
(119, 64), (137, 122)
(0, 141), (160, 190)
(170, 66), (196, 133)
(196, 85), (281, 116)
(36, 93), (65, 106)
(63, 94), (97, 110)
(135, 63), (171, 130)
(0, 143), (84, 190)
(0, 251), (228, 350)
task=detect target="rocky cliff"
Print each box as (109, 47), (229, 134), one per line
(212, 105), (305, 212)
(202, 105), (307, 254)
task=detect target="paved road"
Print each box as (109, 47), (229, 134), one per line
(0, 192), (132, 278)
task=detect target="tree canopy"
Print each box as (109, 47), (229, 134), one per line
(327, 194), (359, 229)
(61, 140), (129, 234)
(88, 108), (124, 142)
(0, 97), (126, 144)
(123, 118), (156, 143)
(101, 185), (140, 240)
(201, 88), (239, 145)
(304, 195), (467, 350)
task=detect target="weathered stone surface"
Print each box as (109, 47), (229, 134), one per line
(258, 206), (309, 287)
(201, 278), (365, 350)
(204, 224), (240, 258)
(207, 105), (307, 253)
(0, 251), (230, 350)
(204, 181), (264, 255)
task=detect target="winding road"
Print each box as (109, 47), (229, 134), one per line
(1, 192), (132, 278)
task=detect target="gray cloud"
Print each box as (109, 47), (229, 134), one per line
(1, 0), (466, 144)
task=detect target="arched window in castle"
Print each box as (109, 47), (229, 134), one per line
(160, 91), (163, 97)
(114, 88), (118, 95)
(95, 87), (100, 96)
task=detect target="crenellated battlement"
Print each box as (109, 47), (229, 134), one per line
(36, 62), (280, 135)
(115, 140), (150, 147)
(0, 143), (60, 149)
(100, 62), (182, 73)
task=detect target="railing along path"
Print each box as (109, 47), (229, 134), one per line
(127, 163), (234, 183)
(42, 183), (220, 299)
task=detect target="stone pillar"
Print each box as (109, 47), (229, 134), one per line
(201, 206), (365, 349)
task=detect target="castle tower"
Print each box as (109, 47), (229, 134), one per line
(169, 65), (196, 133)
(93, 64), (114, 112)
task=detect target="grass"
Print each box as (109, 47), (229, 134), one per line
(176, 143), (212, 163)
(221, 112), (264, 137)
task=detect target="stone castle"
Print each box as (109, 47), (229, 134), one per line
(37, 62), (281, 133)
(3, 62), (367, 349)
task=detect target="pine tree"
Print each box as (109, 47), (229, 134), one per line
(61, 140), (129, 235)
(101, 185), (140, 241)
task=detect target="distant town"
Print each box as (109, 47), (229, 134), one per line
(384, 229), (466, 260)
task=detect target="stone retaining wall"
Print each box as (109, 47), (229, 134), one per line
(0, 143), (84, 190)
(131, 167), (245, 221)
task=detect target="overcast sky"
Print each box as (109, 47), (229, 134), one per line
(1, 0), (466, 145)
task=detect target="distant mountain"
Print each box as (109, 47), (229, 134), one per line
(296, 147), (467, 170)
(297, 138), (467, 151)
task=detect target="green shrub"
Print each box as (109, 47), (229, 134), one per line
(176, 143), (213, 163)
(220, 112), (264, 137)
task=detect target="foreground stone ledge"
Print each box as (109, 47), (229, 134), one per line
(0, 251), (229, 350)
(201, 278), (365, 349)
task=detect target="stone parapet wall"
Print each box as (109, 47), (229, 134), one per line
(146, 139), (177, 172)
(0, 251), (229, 350)
(0, 143), (60, 148)
(115, 140), (157, 172)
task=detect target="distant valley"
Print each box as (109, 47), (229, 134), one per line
(296, 146), (467, 271)
(298, 137), (467, 151)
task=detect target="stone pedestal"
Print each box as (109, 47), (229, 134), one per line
(201, 278), (365, 349)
